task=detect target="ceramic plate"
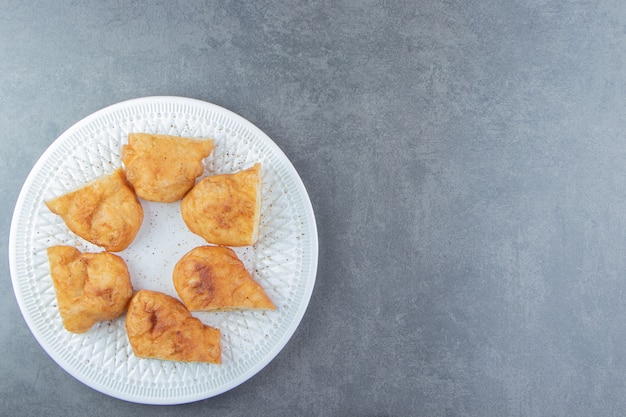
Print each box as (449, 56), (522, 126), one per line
(9, 96), (318, 404)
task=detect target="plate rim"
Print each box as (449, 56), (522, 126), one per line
(8, 95), (319, 404)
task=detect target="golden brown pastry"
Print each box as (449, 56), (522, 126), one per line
(45, 168), (143, 252)
(121, 133), (215, 202)
(173, 245), (276, 311)
(125, 289), (221, 364)
(47, 246), (133, 334)
(181, 163), (261, 246)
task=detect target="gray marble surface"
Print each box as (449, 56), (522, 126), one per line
(2, 1), (626, 416)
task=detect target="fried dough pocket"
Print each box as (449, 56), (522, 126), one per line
(125, 289), (221, 364)
(173, 245), (275, 312)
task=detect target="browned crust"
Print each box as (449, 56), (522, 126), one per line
(180, 163), (261, 246)
(125, 289), (221, 363)
(173, 245), (276, 311)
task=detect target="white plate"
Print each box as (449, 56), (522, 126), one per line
(9, 96), (318, 404)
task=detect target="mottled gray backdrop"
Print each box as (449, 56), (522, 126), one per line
(2, 1), (626, 416)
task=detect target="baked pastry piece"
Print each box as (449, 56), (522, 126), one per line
(125, 289), (221, 364)
(45, 168), (143, 252)
(121, 133), (215, 202)
(181, 163), (261, 246)
(173, 245), (276, 311)
(47, 246), (133, 334)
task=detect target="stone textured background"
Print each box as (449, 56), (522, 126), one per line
(2, 1), (626, 416)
